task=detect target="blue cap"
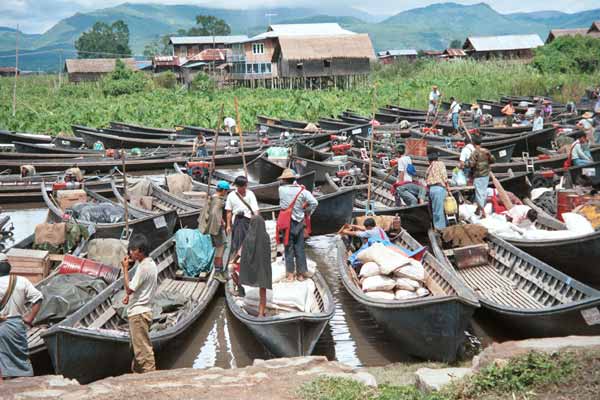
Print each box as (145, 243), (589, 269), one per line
(217, 181), (230, 191)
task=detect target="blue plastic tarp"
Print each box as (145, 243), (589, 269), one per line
(175, 229), (215, 277)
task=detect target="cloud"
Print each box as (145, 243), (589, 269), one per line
(1, 0), (599, 33)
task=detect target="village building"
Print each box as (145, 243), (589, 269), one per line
(441, 48), (466, 60)
(0, 66), (19, 77)
(462, 34), (544, 60)
(377, 49), (418, 64)
(229, 23), (375, 89)
(420, 50), (443, 59)
(546, 21), (600, 43)
(169, 35), (248, 58)
(64, 58), (138, 83)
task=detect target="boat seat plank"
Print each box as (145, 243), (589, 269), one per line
(152, 201), (172, 212)
(89, 306), (117, 329)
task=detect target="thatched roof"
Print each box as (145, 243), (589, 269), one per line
(464, 34), (543, 52)
(274, 34), (375, 61)
(65, 58), (138, 74)
(546, 28), (589, 43)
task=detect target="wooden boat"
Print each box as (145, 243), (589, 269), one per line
(247, 154), (286, 184)
(429, 229), (600, 338)
(0, 155), (186, 174)
(291, 156), (345, 183)
(501, 198), (600, 288)
(568, 160), (600, 186)
(260, 188), (356, 236)
(109, 121), (176, 134)
(13, 141), (101, 156)
(96, 126), (196, 141)
(43, 237), (220, 383)
(112, 180), (202, 229)
(338, 229), (479, 362)
(42, 185), (177, 246)
(0, 130), (53, 145)
(225, 270), (335, 357)
(294, 142), (332, 162)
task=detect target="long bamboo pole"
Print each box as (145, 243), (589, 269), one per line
(205, 104), (225, 197)
(121, 148), (129, 237)
(366, 84), (377, 215)
(12, 24), (19, 117)
(234, 97), (248, 178)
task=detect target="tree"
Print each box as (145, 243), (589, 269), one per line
(75, 20), (132, 59)
(533, 36), (600, 74)
(187, 15), (231, 36)
(449, 39), (463, 49)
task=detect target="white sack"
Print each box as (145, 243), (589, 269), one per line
(416, 288), (430, 297)
(395, 289), (418, 300)
(365, 291), (395, 301)
(393, 259), (426, 282)
(362, 275), (396, 292)
(244, 279), (316, 313)
(395, 277), (421, 291)
(357, 242), (413, 275)
(359, 262), (381, 278)
(459, 204), (478, 221)
(562, 212), (594, 235)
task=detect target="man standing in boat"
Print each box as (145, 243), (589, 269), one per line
(198, 180), (230, 282)
(0, 259), (43, 380)
(468, 136), (495, 218)
(427, 85), (441, 121)
(122, 235), (158, 374)
(192, 132), (208, 158)
(447, 97), (462, 134)
(226, 176), (259, 258)
(277, 169), (318, 282)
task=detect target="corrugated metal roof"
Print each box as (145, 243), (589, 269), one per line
(65, 58), (138, 73)
(465, 34), (543, 52)
(245, 23), (355, 42)
(380, 49), (418, 57)
(444, 48), (466, 57)
(169, 35), (248, 45)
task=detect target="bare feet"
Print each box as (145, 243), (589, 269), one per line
(285, 273), (295, 282)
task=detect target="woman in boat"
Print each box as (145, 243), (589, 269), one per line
(471, 103), (482, 129)
(577, 112), (596, 144)
(239, 215), (272, 317)
(277, 169), (318, 282)
(226, 176), (259, 258)
(425, 152), (449, 230)
(570, 133), (593, 167)
(0, 260), (43, 379)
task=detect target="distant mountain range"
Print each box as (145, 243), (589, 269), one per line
(1, 2), (599, 72)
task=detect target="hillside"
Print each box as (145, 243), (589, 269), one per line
(0, 2), (599, 72)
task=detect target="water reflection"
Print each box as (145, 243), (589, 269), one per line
(0, 207), (48, 250)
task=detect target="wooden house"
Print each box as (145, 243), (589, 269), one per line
(546, 28), (589, 44)
(441, 48), (466, 60)
(64, 58), (138, 83)
(377, 50), (418, 64)
(0, 67), (19, 77)
(169, 36), (248, 58)
(463, 34), (543, 60)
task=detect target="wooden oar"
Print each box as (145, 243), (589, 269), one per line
(366, 84), (377, 215)
(120, 148), (129, 238)
(234, 97), (248, 178)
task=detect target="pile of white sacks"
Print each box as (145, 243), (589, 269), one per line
(459, 203), (595, 240)
(238, 257), (320, 316)
(356, 242), (430, 301)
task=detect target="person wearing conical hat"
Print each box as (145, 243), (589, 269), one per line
(471, 103), (482, 129)
(277, 169), (318, 282)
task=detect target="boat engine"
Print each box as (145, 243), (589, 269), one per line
(331, 143), (351, 155)
(52, 181), (82, 191)
(186, 161), (212, 183)
(225, 139), (239, 154)
(330, 134), (348, 145)
(335, 165), (364, 187)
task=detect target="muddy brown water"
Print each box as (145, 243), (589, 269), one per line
(2, 207), (500, 372)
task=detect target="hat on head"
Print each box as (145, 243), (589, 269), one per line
(217, 180), (230, 191)
(278, 168), (298, 180)
(471, 103), (479, 109)
(582, 111), (594, 119)
(432, 85), (438, 89)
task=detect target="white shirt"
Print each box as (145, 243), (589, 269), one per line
(459, 143), (475, 163)
(571, 140), (591, 161)
(532, 116), (544, 131)
(397, 155), (413, 182)
(473, 108), (482, 119)
(0, 275), (43, 318)
(429, 90), (440, 104)
(450, 101), (461, 114)
(225, 189), (259, 221)
(224, 117), (236, 129)
(128, 257), (158, 317)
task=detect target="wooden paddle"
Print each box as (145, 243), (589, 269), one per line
(366, 84), (377, 215)
(490, 171), (514, 210)
(205, 104), (225, 197)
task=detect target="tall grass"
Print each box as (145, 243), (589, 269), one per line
(0, 59), (598, 135)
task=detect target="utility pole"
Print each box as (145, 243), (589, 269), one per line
(12, 24), (19, 117)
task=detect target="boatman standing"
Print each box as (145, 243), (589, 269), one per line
(468, 135), (495, 218)
(0, 259), (43, 380)
(277, 169), (318, 282)
(226, 176), (259, 258)
(224, 117), (237, 136)
(447, 97), (462, 134)
(192, 132), (208, 158)
(427, 85), (441, 121)
(198, 180), (230, 282)
(122, 235), (158, 374)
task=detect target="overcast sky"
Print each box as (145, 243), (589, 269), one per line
(2, 0), (599, 33)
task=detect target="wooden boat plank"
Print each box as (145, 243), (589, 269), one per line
(88, 306), (117, 329)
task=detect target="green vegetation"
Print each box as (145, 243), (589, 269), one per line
(533, 35), (600, 74)
(101, 59), (149, 96)
(1, 59), (599, 135)
(74, 20), (132, 59)
(299, 351), (582, 400)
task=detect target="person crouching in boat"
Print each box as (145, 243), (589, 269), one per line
(468, 135), (495, 218)
(226, 176), (259, 258)
(240, 215), (272, 317)
(277, 169), (318, 282)
(0, 259), (43, 380)
(570, 132), (593, 167)
(121, 235), (158, 374)
(425, 152), (450, 230)
(340, 218), (390, 243)
(198, 180), (230, 282)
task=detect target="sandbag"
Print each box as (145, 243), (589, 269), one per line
(130, 195), (153, 211)
(393, 260), (426, 282)
(175, 229), (214, 277)
(71, 202), (124, 223)
(87, 238), (128, 268)
(395, 289), (418, 300)
(34, 222), (67, 246)
(365, 291), (395, 301)
(416, 288), (430, 297)
(357, 242), (414, 275)
(361, 275), (396, 292)
(355, 215), (395, 232)
(166, 174), (193, 197)
(244, 279), (316, 313)
(358, 262), (381, 278)
(442, 225), (488, 248)
(57, 189), (87, 210)
(395, 277), (420, 291)
(562, 212), (594, 234)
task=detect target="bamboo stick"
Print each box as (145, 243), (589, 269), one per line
(234, 97), (248, 178)
(366, 84), (377, 215)
(205, 104), (225, 197)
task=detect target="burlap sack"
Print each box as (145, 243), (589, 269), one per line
(166, 174), (193, 197)
(34, 223), (67, 246)
(87, 238), (128, 268)
(130, 195), (154, 211)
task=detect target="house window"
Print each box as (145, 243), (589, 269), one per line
(260, 63), (266, 73)
(252, 43), (264, 55)
(266, 63), (272, 73)
(253, 63), (259, 74)
(246, 64), (252, 74)
(296, 63), (303, 70)
(324, 59), (331, 68)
